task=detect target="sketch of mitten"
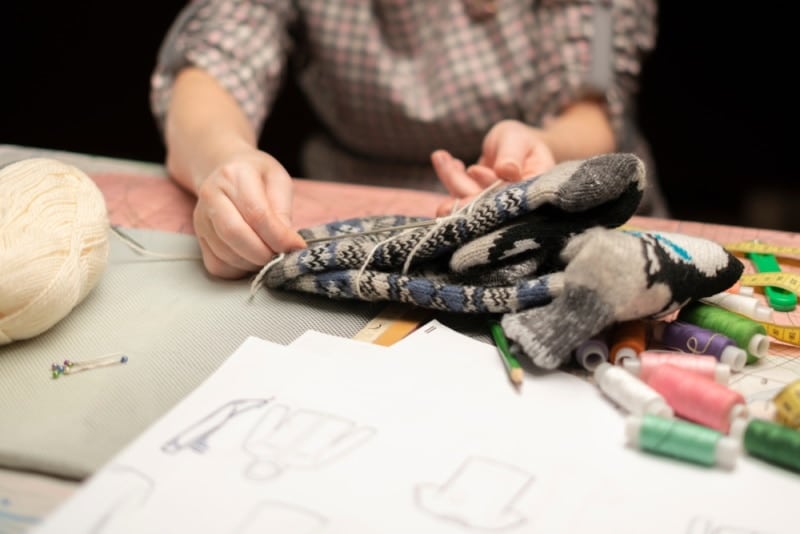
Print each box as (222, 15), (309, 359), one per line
(416, 456), (533, 531)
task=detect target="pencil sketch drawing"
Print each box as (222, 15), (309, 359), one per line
(235, 500), (328, 534)
(415, 456), (534, 531)
(78, 464), (154, 534)
(161, 398), (272, 454)
(686, 515), (774, 534)
(243, 404), (376, 480)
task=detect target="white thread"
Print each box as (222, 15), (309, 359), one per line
(594, 362), (673, 417)
(401, 180), (502, 274)
(0, 158), (110, 345)
(257, 180), (507, 298)
(110, 226), (202, 262)
(353, 233), (408, 299)
(303, 219), (438, 245)
(249, 253), (286, 297)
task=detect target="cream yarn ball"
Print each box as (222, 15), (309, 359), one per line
(0, 158), (110, 344)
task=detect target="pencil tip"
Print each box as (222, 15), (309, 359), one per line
(510, 368), (525, 387)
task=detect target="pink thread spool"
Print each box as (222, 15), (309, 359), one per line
(623, 351), (730, 385)
(644, 364), (747, 433)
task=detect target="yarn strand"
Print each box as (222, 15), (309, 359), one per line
(109, 225), (202, 262)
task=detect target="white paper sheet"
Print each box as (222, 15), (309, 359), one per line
(34, 321), (800, 533)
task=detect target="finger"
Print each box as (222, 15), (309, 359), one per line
(231, 164), (306, 254)
(435, 197), (458, 217)
(465, 164), (501, 188)
(197, 235), (251, 280)
(491, 132), (530, 181)
(520, 150), (556, 179)
(199, 206), (263, 273)
(431, 150), (482, 198)
(198, 181), (274, 267)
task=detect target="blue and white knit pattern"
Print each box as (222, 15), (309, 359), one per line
(262, 153), (647, 313)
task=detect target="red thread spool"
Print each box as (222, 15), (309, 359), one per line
(644, 363), (746, 433)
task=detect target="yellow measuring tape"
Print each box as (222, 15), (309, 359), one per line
(723, 241), (800, 297)
(739, 272), (800, 295)
(757, 321), (800, 346)
(774, 380), (800, 428)
(725, 241), (800, 258)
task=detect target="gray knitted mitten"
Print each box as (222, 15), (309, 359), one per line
(500, 228), (744, 369)
(260, 153), (646, 313)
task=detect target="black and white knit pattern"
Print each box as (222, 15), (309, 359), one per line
(501, 227), (744, 369)
(262, 153), (646, 313)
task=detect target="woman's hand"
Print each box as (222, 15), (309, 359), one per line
(192, 148), (306, 279)
(432, 120), (556, 216)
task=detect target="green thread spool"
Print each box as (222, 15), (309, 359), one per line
(678, 302), (768, 364)
(737, 418), (800, 473)
(625, 414), (739, 469)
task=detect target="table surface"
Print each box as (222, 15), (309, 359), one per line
(3, 145), (800, 531)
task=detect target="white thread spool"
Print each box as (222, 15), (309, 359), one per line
(0, 158), (109, 344)
(594, 362), (673, 417)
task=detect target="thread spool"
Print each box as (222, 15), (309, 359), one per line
(594, 362), (673, 417)
(650, 319), (747, 371)
(645, 364), (747, 433)
(730, 417), (800, 473)
(774, 379), (800, 429)
(623, 351), (730, 384)
(626, 414), (739, 469)
(0, 158), (109, 344)
(678, 302), (769, 364)
(574, 336), (609, 372)
(727, 281), (754, 296)
(608, 320), (647, 365)
(700, 292), (772, 323)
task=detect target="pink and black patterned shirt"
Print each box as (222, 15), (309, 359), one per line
(151, 0), (662, 211)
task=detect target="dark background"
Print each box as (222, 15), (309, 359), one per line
(1, 3), (795, 230)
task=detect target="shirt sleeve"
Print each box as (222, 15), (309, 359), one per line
(149, 0), (297, 136)
(532, 0), (657, 151)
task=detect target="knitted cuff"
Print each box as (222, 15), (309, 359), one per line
(501, 227), (745, 369)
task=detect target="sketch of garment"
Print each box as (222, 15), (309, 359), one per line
(161, 398), (271, 454)
(235, 501), (327, 534)
(242, 404), (375, 480)
(686, 516), (773, 534)
(68, 465), (153, 534)
(416, 456), (533, 531)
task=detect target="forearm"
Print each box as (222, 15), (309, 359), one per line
(164, 67), (259, 193)
(540, 99), (616, 163)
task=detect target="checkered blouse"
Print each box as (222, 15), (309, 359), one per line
(151, 0), (658, 200)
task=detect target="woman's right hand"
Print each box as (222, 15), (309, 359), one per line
(192, 147), (307, 279)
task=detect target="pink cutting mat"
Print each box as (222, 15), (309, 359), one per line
(93, 172), (800, 400)
(92, 173), (448, 235)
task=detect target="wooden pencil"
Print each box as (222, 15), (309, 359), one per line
(488, 321), (524, 387)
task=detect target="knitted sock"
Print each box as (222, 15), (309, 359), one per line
(500, 227), (744, 369)
(261, 153), (646, 313)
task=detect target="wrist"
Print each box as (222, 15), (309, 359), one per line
(168, 130), (255, 192)
(538, 100), (616, 162)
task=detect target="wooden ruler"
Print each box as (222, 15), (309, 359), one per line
(352, 302), (432, 347)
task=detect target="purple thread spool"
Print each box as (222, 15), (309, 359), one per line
(651, 321), (746, 372)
